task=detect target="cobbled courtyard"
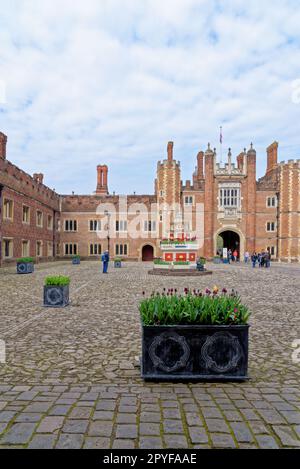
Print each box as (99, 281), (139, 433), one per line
(0, 261), (299, 449)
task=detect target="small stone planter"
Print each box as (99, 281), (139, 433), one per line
(72, 258), (80, 265)
(114, 260), (122, 268)
(213, 258), (222, 264)
(17, 262), (34, 274)
(141, 324), (249, 381)
(43, 285), (69, 308)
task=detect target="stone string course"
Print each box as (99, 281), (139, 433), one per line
(0, 261), (299, 449)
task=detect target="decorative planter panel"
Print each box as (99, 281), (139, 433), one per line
(141, 325), (249, 381)
(43, 285), (69, 308)
(17, 262), (34, 274)
(114, 261), (122, 268)
(72, 258), (80, 265)
(165, 253), (173, 262)
(176, 253), (187, 262)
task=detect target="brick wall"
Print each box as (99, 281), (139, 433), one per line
(1, 133), (299, 264)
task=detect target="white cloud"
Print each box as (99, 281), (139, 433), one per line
(0, 0), (300, 193)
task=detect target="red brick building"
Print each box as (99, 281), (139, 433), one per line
(0, 131), (299, 264)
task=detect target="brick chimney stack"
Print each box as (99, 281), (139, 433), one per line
(237, 151), (245, 171)
(0, 132), (7, 159)
(266, 142), (278, 173)
(33, 173), (44, 184)
(197, 151), (204, 179)
(167, 141), (174, 161)
(96, 165), (108, 194)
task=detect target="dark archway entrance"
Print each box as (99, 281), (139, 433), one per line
(217, 231), (240, 257)
(142, 245), (154, 261)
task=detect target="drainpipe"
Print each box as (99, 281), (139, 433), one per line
(276, 190), (280, 261)
(0, 185), (3, 266)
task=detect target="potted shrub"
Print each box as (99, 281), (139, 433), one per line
(173, 261), (190, 270)
(44, 276), (70, 308)
(72, 255), (81, 265)
(196, 257), (206, 271)
(114, 257), (122, 268)
(153, 259), (171, 270)
(140, 287), (250, 381)
(16, 257), (34, 274)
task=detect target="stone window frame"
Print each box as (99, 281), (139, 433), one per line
(64, 243), (78, 256)
(115, 243), (128, 256)
(47, 214), (53, 230)
(143, 220), (157, 233)
(89, 243), (102, 256)
(36, 210), (43, 228)
(22, 204), (30, 225)
(21, 240), (30, 257)
(266, 196), (277, 208)
(3, 198), (14, 221)
(89, 220), (101, 232)
(184, 195), (194, 206)
(116, 220), (128, 232)
(36, 240), (43, 257)
(2, 237), (13, 258)
(218, 182), (241, 210)
(64, 220), (78, 232)
(266, 221), (276, 232)
(267, 245), (276, 256)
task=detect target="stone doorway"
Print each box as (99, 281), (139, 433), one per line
(142, 245), (154, 261)
(217, 230), (240, 258)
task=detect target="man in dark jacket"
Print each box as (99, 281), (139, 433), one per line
(102, 250), (110, 274)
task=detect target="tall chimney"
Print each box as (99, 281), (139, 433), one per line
(167, 141), (174, 161)
(237, 152), (244, 170)
(266, 142), (278, 173)
(96, 165), (108, 194)
(197, 151), (204, 179)
(0, 132), (7, 159)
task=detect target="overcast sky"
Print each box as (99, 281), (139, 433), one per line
(0, 0), (300, 195)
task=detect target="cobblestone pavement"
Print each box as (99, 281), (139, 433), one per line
(0, 261), (299, 449)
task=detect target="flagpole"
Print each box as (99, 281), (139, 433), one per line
(220, 126), (223, 164)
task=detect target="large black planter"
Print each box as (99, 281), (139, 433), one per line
(17, 262), (34, 274)
(141, 325), (249, 381)
(72, 258), (80, 265)
(114, 261), (122, 268)
(43, 285), (69, 308)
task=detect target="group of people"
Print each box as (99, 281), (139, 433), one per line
(250, 250), (271, 268)
(226, 249), (239, 263)
(218, 248), (272, 268)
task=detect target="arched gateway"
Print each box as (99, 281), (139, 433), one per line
(142, 245), (154, 261)
(216, 230), (242, 259)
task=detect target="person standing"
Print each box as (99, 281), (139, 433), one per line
(265, 249), (271, 268)
(233, 249), (238, 262)
(102, 250), (110, 274)
(244, 251), (250, 264)
(227, 249), (232, 264)
(251, 252), (257, 268)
